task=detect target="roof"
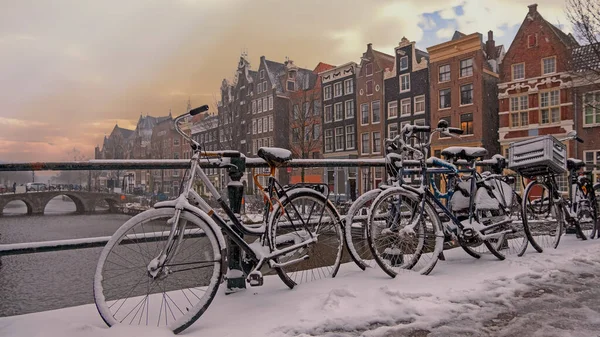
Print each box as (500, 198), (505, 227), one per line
(452, 31), (467, 41)
(264, 59), (287, 93)
(572, 43), (600, 72)
(313, 62), (335, 74)
(114, 125), (134, 139)
(543, 18), (579, 48)
(488, 45), (504, 59)
(372, 49), (395, 71)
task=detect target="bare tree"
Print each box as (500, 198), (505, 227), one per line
(567, 0), (600, 73)
(289, 89), (323, 182)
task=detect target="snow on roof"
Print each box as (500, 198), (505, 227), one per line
(572, 43), (600, 72)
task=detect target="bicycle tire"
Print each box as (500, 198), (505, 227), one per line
(268, 188), (344, 289)
(94, 207), (225, 334)
(592, 184), (600, 239)
(367, 187), (444, 277)
(522, 180), (564, 252)
(344, 188), (382, 270)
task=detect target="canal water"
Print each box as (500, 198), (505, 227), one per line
(0, 197), (131, 317)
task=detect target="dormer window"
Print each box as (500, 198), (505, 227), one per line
(289, 71), (296, 79)
(365, 63), (373, 76)
(260, 70), (265, 79)
(287, 80), (295, 91)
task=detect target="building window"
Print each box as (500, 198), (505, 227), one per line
(324, 85), (332, 100)
(400, 56), (409, 70)
(258, 118), (263, 133)
(414, 95), (425, 114)
(344, 78), (354, 94)
(372, 132), (381, 154)
(345, 100), (355, 119)
(303, 102), (309, 118)
(366, 80), (374, 95)
(313, 100), (321, 116)
(258, 99), (263, 113)
(414, 118), (425, 126)
(460, 83), (473, 105)
(324, 105), (333, 123)
(512, 63), (525, 81)
(542, 57), (556, 75)
(388, 101), (398, 119)
(263, 97), (268, 111)
(346, 125), (355, 150)
(174, 153), (179, 159)
(372, 101), (381, 124)
(335, 127), (344, 151)
(460, 113), (473, 135)
(334, 82), (343, 97)
(460, 58), (473, 77)
(324, 129), (333, 152)
(361, 103), (369, 125)
(263, 117), (268, 133)
(260, 70), (265, 79)
(584, 150), (600, 184)
(252, 119), (257, 134)
(292, 128), (299, 142)
(540, 90), (560, 124)
(584, 91), (600, 125)
(400, 98), (411, 116)
(173, 138), (180, 146)
(293, 104), (299, 120)
(439, 64), (450, 82)
(510, 95), (529, 128)
(400, 74), (410, 92)
(361, 133), (370, 154)
(388, 123), (398, 139)
(268, 95), (273, 110)
(269, 115), (273, 131)
(528, 34), (538, 48)
(334, 102), (344, 121)
(252, 100), (256, 114)
(439, 89), (451, 109)
(313, 124), (320, 139)
(365, 63), (373, 76)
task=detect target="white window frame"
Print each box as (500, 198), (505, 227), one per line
(400, 74), (410, 93)
(345, 100), (355, 119)
(584, 150), (600, 184)
(344, 78), (354, 95)
(345, 125), (355, 150)
(542, 56), (557, 75)
(460, 58), (473, 78)
(333, 82), (343, 98)
(414, 95), (425, 115)
(388, 123), (398, 139)
(324, 85), (332, 100)
(334, 102), (344, 121)
(388, 101), (398, 119)
(252, 100), (256, 114)
(365, 63), (373, 76)
(252, 119), (257, 134)
(539, 89), (560, 125)
(262, 97), (268, 111)
(512, 63), (525, 81)
(360, 103), (369, 126)
(372, 131), (381, 154)
(439, 64), (451, 83)
(258, 118), (263, 133)
(334, 126), (344, 151)
(361, 132), (370, 155)
(583, 91), (600, 126)
(400, 98), (411, 116)
(372, 100), (381, 124)
(460, 83), (474, 106)
(268, 115), (273, 131)
(268, 95), (273, 110)
(509, 95), (529, 128)
(324, 129), (333, 152)
(324, 105), (333, 123)
(400, 56), (409, 71)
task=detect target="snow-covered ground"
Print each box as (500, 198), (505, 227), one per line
(1, 236), (600, 337)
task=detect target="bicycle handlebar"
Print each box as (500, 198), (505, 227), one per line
(189, 105), (209, 116)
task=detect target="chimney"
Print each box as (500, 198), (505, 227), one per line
(486, 30), (496, 59)
(528, 3), (537, 14)
(367, 43), (373, 51)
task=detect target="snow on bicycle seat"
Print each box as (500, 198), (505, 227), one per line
(567, 158), (585, 170)
(441, 146), (488, 161)
(258, 147), (293, 167)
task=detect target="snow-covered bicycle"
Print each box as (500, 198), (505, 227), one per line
(93, 106), (345, 333)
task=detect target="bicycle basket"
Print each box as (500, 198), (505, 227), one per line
(508, 135), (566, 178)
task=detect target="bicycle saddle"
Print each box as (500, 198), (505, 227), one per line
(258, 147), (293, 167)
(441, 146), (488, 161)
(567, 158), (585, 170)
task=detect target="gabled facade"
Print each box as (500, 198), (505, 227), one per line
(428, 30), (503, 159)
(572, 43), (600, 183)
(356, 43), (394, 194)
(149, 116), (185, 196)
(289, 62), (334, 184)
(498, 3), (579, 175)
(320, 62), (359, 200)
(191, 114), (222, 193)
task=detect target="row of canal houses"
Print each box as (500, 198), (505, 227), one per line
(205, 3), (600, 198)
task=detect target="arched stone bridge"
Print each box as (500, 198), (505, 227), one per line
(0, 191), (133, 215)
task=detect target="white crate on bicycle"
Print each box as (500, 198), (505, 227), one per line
(508, 135), (567, 177)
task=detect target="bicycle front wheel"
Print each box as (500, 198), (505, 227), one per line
(269, 188), (344, 288)
(344, 188), (382, 270)
(522, 180), (564, 252)
(94, 208), (225, 334)
(367, 188), (444, 277)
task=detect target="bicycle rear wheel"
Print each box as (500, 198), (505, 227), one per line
(367, 188), (444, 277)
(269, 188), (343, 289)
(522, 180), (564, 252)
(94, 208), (224, 334)
(575, 183), (597, 240)
(344, 188), (382, 270)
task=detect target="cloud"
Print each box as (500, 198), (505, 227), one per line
(435, 27), (457, 39)
(0, 117), (47, 128)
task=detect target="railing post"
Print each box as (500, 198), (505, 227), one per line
(226, 156), (247, 292)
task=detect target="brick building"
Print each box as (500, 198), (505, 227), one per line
(289, 62), (335, 184)
(356, 43), (394, 194)
(320, 62), (359, 201)
(428, 31), (504, 158)
(572, 43), (600, 183)
(191, 114), (221, 194)
(149, 116), (185, 196)
(498, 4), (579, 189)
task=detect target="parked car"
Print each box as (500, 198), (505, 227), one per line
(26, 182), (47, 192)
(0, 184), (7, 193)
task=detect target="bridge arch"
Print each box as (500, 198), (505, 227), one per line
(0, 198), (34, 215)
(92, 196), (121, 213)
(41, 193), (86, 214)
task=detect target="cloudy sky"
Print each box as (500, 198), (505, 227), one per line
(0, 0), (571, 162)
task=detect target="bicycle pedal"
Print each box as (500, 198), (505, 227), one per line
(247, 271), (264, 287)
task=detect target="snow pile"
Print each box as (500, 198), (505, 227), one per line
(1, 237), (599, 337)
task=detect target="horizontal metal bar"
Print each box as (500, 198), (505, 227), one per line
(0, 158), (387, 172)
